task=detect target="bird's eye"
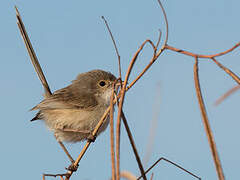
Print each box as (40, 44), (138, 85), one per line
(99, 81), (106, 87)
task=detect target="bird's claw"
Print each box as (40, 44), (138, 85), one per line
(66, 163), (79, 172)
(87, 134), (96, 142)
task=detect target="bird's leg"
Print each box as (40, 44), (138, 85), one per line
(56, 140), (75, 163)
(54, 134), (79, 172)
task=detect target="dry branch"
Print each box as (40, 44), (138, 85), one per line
(194, 58), (225, 180)
(215, 85), (240, 105)
(165, 42), (240, 59)
(110, 86), (116, 180)
(137, 157), (201, 180)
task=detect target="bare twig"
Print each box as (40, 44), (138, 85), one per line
(194, 57), (225, 180)
(211, 57), (240, 84)
(102, 16), (122, 80)
(165, 42), (240, 59)
(155, 29), (162, 49)
(121, 111), (146, 180)
(126, 39), (157, 90)
(110, 85), (116, 180)
(116, 108), (121, 180)
(150, 173), (154, 180)
(127, 0), (169, 90)
(156, 0), (168, 49)
(116, 40), (155, 180)
(215, 85), (240, 105)
(137, 157), (201, 180)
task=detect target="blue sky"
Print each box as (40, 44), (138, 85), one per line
(1, 0), (240, 179)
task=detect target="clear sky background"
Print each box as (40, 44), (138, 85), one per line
(1, 0), (240, 180)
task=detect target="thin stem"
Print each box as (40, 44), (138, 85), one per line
(110, 86), (116, 180)
(211, 57), (240, 84)
(215, 85), (240, 106)
(121, 111), (146, 180)
(137, 157), (201, 180)
(116, 40), (150, 180)
(156, 0), (168, 48)
(165, 43), (240, 59)
(116, 111), (121, 180)
(194, 57), (225, 180)
(126, 40), (157, 90)
(102, 16), (122, 80)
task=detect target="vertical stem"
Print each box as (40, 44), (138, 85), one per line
(110, 88), (116, 180)
(194, 58), (225, 180)
(121, 112), (147, 180)
(115, 110), (121, 180)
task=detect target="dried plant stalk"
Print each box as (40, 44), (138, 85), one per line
(211, 58), (240, 84)
(110, 87), (116, 180)
(165, 42), (240, 58)
(215, 85), (240, 105)
(194, 58), (225, 180)
(137, 157), (201, 180)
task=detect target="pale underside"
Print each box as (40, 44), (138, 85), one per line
(42, 106), (110, 142)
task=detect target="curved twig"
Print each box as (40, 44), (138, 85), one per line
(165, 42), (240, 59)
(126, 39), (157, 90)
(156, 0), (168, 50)
(116, 40), (155, 180)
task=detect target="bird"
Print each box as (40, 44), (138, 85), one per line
(31, 69), (117, 143)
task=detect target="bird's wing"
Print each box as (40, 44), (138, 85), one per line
(31, 85), (98, 111)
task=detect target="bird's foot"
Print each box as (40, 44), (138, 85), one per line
(87, 134), (96, 142)
(66, 163), (79, 172)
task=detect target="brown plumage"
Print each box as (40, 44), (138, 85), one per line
(31, 70), (116, 142)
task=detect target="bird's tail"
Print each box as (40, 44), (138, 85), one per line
(31, 111), (42, 121)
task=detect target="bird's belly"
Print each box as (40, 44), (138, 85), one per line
(42, 107), (109, 142)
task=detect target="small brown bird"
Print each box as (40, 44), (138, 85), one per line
(31, 69), (116, 143)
